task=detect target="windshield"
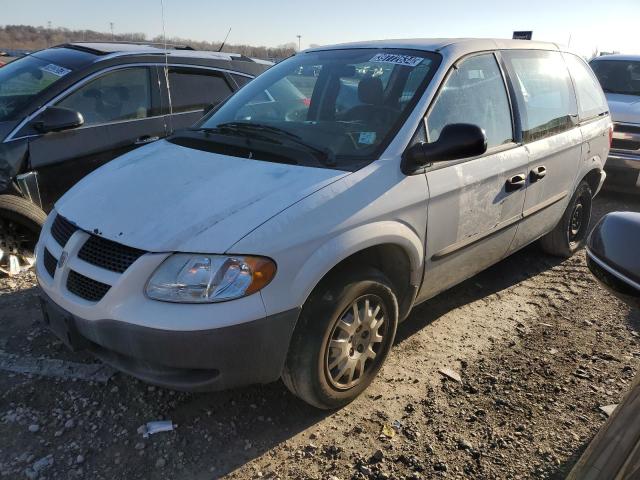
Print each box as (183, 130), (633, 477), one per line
(0, 55), (72, 121)
(187, 48), (440, 170)
(590, 59), (640, 96)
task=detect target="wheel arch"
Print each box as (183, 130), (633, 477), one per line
(582, 167), (605, 198)
(291, 221), (424, 321)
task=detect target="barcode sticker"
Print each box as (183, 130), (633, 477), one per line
(40, 63), (72, 77)
(369, 53), (423, 67)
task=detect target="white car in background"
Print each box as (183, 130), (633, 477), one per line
(590, 55), (640, 192)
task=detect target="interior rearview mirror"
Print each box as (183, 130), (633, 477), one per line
(587, 212), (640, 309)
(402, 123), (487, 174)
(32, 107), (84, 133)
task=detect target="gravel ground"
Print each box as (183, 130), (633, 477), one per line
(0, 189), (639, 480)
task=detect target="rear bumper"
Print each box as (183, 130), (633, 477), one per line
(605, 151), (640, 192)
(39, 289), (300, 391)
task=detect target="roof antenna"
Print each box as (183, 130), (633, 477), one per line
(218, 27), (232, 52)
(160, 0), (173, 127)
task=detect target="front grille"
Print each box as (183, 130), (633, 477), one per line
(43, 248), (57, 278)
(66, 270), (111, 302)
(51, 214), (78, 247)
(78, 235), (146, 273)
(614, 123), (640, 135)
(611, 138), (640, 151)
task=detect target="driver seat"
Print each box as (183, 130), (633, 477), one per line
(343, 77), (396, 125)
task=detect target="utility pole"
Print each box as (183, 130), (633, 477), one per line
(297, 35), (301, 52)
(110, 22), (115, 41)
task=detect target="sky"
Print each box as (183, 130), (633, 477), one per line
(3, 0), (640, 57)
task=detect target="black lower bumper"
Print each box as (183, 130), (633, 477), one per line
(38, 290), (300, 391)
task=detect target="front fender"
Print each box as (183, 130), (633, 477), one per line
(0, 139), (28, 193)
(262, 221), (424, 312)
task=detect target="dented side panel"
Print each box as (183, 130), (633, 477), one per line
(418, 145), (529, 301)
(0, 139), (28, 193)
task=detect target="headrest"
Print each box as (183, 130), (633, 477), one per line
(358, 76), (384, 105)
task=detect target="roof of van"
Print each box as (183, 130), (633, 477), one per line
(306, 38), (565, 55)
(591, 54), (640, 61)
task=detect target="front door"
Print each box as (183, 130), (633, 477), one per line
(417, 53), (529, 301)
(22, 66), (165, 211)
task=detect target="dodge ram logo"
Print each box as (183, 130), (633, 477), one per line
(58, 251), (68, 269)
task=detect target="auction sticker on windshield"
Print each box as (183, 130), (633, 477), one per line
(39, 63), (72, 77)
(369, 53), (423, 67)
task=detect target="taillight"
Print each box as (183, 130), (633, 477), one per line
(301, 97), (311, 107)
(609, 124), (614, 147)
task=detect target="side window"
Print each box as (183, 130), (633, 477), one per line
(231, 74), (252, 88)
(168, 68), (233, 113)
(502, 50), (578, 142)
(564, 54), (608, 120)
(57, 68), (153, 126)
(427, 54), (513, 149)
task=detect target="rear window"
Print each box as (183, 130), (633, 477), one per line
(564, 54), (608, 120)
(502, 50), (577, 142)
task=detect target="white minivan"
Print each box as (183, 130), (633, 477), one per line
(36, 39), (611, 409)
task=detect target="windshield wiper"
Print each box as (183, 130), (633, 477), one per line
(215, 122), (337, 167)
(190, 125), (279, 144)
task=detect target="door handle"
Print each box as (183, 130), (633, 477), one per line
(505, 173), (526, 192)
(134, 135), (160, 145)
(530, 166), (547, 182)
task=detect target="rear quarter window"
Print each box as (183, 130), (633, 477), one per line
(502, 50), (577, 142)
(168, 68), (234, 113)
(564, 53), (608, 120)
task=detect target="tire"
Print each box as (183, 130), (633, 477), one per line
(282, 267), (399, 409)
(539, 181), (592, 258)
(0, 194), (47, 274)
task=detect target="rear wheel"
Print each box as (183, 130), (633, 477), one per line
(282, 268), (398, 409)
(539, 181), (592, 258)
(0, 195), (46, 276)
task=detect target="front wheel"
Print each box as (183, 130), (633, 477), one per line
(282, 268), (398, 409)
(539, 181), (593, 258)
(0, 195), (46, 276)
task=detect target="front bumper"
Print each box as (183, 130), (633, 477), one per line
(605, 151), (640, 192)
(39, 289), (300, 391)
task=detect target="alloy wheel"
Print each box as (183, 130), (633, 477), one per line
(324, 294), (388, 390)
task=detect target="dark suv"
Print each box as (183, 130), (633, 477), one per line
(0, 42), (270, 274)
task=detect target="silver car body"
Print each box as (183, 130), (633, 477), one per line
(35, 38), (611, 391)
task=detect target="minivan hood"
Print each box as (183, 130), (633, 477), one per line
(605, 93), (640, 124)
(56, 140), (349, 252)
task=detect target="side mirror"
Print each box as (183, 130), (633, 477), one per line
(402, 123), (487, 174)
(32, 107), (84, 133)
(587, 212), (640, 309)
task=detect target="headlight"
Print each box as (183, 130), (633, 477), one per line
(146, 254), (276, 303)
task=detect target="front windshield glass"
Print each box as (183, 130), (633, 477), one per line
(0, 55), (72, 121)
(590, 60), (640, 96)
(191, 48), (440, 170)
